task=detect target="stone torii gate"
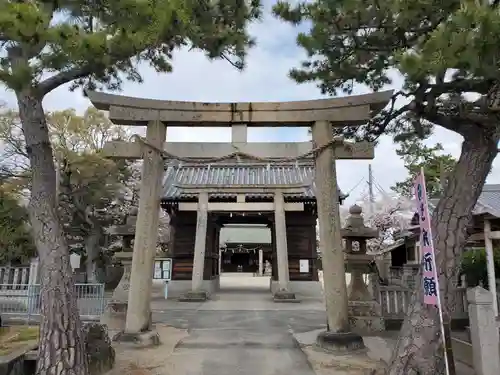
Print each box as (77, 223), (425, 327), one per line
(87, 90), (392, 350)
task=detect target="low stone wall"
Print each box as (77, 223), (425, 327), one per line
(0, 352), (29, 375)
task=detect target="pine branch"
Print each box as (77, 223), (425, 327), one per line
(38, 65), (95, 96)
(0, 68), (12, 85)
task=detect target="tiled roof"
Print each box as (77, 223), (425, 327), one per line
(428, 184), (500, 218)
(473, 184), (500, 217)
(161, 162), (346, 202)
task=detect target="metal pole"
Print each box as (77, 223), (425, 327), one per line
(368, 164), (375, 215)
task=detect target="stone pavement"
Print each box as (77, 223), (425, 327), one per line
(293, 329), (475, 375)
(140, 274), (475, 375)
(151, 274), (326, 312)
(149, 274), (323, 375)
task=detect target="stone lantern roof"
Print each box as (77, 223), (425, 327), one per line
(340, 204), (378, 239)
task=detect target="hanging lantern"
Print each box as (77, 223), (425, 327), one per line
(70, 253), (81, 271)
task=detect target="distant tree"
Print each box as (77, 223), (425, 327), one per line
(49, 108), (130, 283)
(365, 196), (414, 254)
(341, 194), (414, 254)
(57, 151), (130, 282)
(0, 109), (30, 184)
(1, 107), (130, 282)
(392, 140), (456, 199)
(0, 189), (36, 264)
(459, 247), (500, 289)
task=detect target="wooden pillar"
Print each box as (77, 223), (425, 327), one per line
(484, 219), (498, 316)
(125, 120), (166, 334)
(192, 192), (208, 291)
(274, 191), (290, 291)
(258, 249), (264, 276)
(269, 222), (278, 280)
(214, 223), (221, 276)
(272, 191), (297, 301)
(218, 245), (222, 276)
(312, 120), (350, 333)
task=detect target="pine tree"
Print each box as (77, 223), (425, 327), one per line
(274, 1), (500, 373)
(392, 140), (456, 199)
(0, 1), (261, 374)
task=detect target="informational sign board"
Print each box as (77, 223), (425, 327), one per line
(299, 259), (309, 273)
(153, 258), (172, 281)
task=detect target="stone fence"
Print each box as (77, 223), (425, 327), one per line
(377, 285), (469, 319)
(0, 260), (39, 297)
(454, 287), (500, 375)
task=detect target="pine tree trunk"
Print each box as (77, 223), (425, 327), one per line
(386, 128), (499, 375)
(16, 90), (89, 375)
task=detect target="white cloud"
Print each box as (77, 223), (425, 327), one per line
(1, 0), (499, 205)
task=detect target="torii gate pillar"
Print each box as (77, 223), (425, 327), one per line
(313, 121), (365, 352)
(124, 120), (166, 335)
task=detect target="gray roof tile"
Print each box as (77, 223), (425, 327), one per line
(161, 162), (346, 201)
(472, 184), (500, 217)
(428, 184), (500, 217)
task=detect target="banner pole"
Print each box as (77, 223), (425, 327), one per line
(415, 167), (453, 375)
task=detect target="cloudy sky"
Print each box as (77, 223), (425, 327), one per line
(1, 1), (499, 205)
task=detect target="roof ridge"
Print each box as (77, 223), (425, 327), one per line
(481, 184), (500, 192)
(164, 162), (315, 168)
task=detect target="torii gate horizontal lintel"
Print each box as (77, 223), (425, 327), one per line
(102, 140), (375, 160)
(86, 90), (393, 126)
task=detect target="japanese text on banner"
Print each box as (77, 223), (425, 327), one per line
(414, 172), (439, 305)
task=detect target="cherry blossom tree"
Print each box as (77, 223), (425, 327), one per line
(342, 193), (415, 254)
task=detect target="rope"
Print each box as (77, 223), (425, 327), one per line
(129, 134), (358, 164)
(345, 177), (366, 196)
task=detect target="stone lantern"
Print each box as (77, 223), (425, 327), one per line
(100, 207), (138, 338)
(341, 204), (385, 333)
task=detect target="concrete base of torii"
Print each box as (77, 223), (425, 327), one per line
(316, 331), (366, 353)
(273, 290), (300, 303)
(179, 290), (209, 302)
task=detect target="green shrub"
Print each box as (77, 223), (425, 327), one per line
(459, 247), (500, 289)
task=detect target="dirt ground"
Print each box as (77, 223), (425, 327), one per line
(105, 325), (189, 375)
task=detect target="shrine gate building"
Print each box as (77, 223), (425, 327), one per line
(161, 160), (347, 297)
(87, 90), (391, 335)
